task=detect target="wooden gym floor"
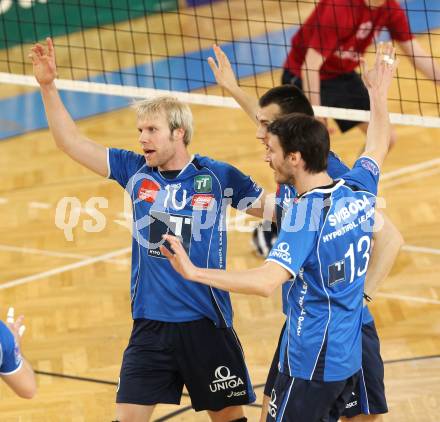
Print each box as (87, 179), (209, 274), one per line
(0, 1), (439, 421)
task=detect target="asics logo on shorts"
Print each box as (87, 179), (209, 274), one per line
(209, 365), (244, 393)
(345, 399), (358, 408)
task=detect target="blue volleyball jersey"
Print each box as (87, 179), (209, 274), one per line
(276, 152), (349, 314)
(0, 321), (22, 375)
(108, 149), (263, 327)
(267, 156), (380, 381)
(276, 152), (374, 324)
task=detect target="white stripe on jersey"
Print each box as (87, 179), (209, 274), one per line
(204, 166), (228, 327)
(310, 193), (333, 380)
(130, 163), (148, 303)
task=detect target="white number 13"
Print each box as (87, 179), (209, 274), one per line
(344, 235), (371, 283)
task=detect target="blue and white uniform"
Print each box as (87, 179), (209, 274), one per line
(277, 152), (350, 316)
(108, 150), (261, 409)
(108, 150), (263, 327)
(265, 156), (380, 422)
(277, 154), (375, 322)
(265, 152), (386, 418)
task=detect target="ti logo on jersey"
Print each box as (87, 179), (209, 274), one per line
(194, 175), (212, 193)
(138, 179), (160, 203)
(328, 259), (346, 286)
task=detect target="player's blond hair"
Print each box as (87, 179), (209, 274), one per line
(133, 96), (193, 146)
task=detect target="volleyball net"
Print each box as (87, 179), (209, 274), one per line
(1, 0), (440, 129)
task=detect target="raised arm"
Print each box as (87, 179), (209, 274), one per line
(208, 44), (259, 124)
(360, 43), (398, 168)
(364, 211), (404, 301)
(29, 38), (108, 177)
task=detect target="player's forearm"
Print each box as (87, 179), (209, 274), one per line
(20, 358), (37, 397)
(2, 357), (37, 399)
(365, 90), (390, 162)
(39, 83), (108, 176)
(301, 68), (321, 106)
(364, 214), (404, 298)
(301, 49), (322, 106)
(413, 54), (440, 83)
(40, 82), (84, 152)
(400, 39), (440, 83)
(225, 84), (260, 125)
(192, 266), (277, 297)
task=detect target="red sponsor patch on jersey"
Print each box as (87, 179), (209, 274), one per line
(191, 194), (215, 210)
(138, 179), (160, 203)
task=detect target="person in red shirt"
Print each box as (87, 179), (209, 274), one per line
(283, 0), (440, 147)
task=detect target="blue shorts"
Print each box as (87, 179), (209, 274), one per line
(264, 324), (285, 397)
(266, 371), (359, 422)
(342, 320), (388, 417)
(265, 321), (387, 418)
(116, 318), (256, 411)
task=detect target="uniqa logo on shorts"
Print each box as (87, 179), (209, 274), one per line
(269, 242), (291, 264)
(209, 366), (244, 393)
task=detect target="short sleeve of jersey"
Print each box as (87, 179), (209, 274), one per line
(327, 151), (350, 179)
(266, 199), (318, 277)
(386, 1), (413, 42)
(0, 322), (22, 375)
(108, 148), (145, 189)
(299, 1), (349, 59)
(341, 156), (380, 195)
(222, 164), (264, 211)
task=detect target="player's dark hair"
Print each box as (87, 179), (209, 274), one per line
(259, 85), (314, 117)
(268, 113), (329, 173)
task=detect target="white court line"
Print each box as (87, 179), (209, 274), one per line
(0, 244), (130, 265)
(376, 292), (440, 305)
(381, 157), (440, 181)
(402, 244), (440, 256)
(0, 247), (131, 290)
(381, 167), (440, 190)
(28, 201), (51, 209)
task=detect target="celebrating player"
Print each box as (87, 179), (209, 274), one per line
(28, 37), (278, 422)
(163, 45), (398, 422)
(208, 43), (402, 421)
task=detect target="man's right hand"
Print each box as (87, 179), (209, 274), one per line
(207, 44), (239, 92)
(29, 37), (57, 86)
